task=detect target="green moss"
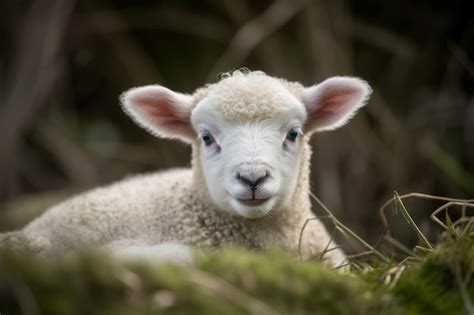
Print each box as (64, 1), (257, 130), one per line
(0, 232), (472, 315)
(390, 232), (474, 315)
(0, 249), (400, 315)
(199, 250), (401, 315)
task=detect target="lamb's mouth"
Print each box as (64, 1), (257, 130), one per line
(236, 197), (271, 207)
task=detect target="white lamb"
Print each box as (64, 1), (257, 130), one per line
(0, 70), (371, 267)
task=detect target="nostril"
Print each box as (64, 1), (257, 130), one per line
(236, 172), (269, 190)
(236, 173), (255, 188)
(255, 172), (269, 186)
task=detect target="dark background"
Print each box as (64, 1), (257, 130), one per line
(0, 0), (473, 251)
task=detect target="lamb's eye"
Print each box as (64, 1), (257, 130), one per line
(286, 128), (299, 142)
(202, 132), (215, 146)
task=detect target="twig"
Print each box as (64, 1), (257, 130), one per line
(208, 0), (308, 78)
(345, 250), (376, 260)
(379, 192), (474, 234)
(454, 261), (474, 314)
(222, 0), (288, 74)
(384, 235), (415, 257)
(319, 225), (337, 261)
(309, 191), (389, 263)
(430, 201), (474, 231)
(298, 216), (328, 261)
(334, 261), (352, 271)
(388, 265), (406, 289)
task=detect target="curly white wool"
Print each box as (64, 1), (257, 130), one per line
(194, 71), (304, 121)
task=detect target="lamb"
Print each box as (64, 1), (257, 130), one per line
(0, 70), (372, 267)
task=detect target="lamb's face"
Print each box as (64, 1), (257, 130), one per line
(121, 71), (372, 219)
(191, 79), (307, 218)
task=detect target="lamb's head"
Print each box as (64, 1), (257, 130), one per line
(121, 71), (372, 219)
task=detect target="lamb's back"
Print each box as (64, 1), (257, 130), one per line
(23, 168), (194, 252)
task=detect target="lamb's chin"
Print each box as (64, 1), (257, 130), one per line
(229, 197), (275, 219)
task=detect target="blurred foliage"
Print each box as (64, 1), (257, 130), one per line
(0, 249), (398, 315)
(0, 228), (472, 315)
(0, 0), (473, 249)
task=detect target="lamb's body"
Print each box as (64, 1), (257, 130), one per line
(14, 142), (343, 265)
(1, 70), (372, 267)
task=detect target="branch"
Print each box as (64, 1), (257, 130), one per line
(208, 0), (308, 78)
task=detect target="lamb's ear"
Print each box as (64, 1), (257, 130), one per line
(303, 77), (372, 133)
(120, 85), (195, 143)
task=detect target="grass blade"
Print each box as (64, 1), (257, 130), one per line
(394, 192), (433, 250)
(309, 192), (390, 263)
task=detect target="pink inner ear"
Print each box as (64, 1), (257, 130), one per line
(306, 83), (364, 130)
(130, 90), (194, 138)
(138, 96), (186, 125)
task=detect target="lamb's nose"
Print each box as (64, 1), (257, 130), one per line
(237, 172), (269, 191)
